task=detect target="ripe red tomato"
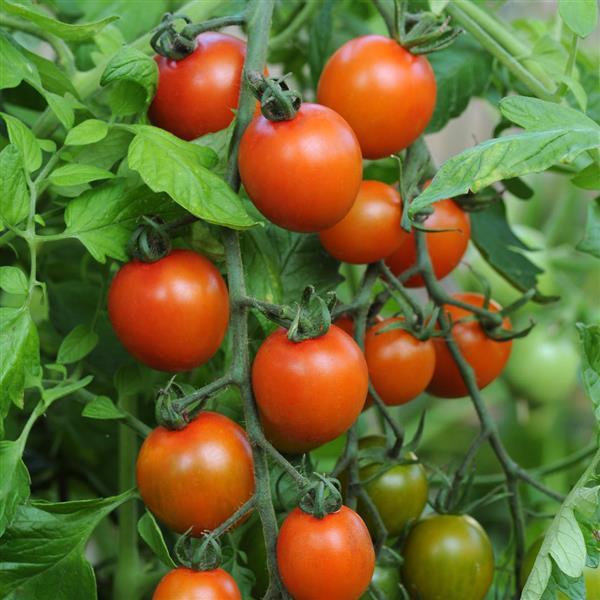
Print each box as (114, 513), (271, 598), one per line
(238, 103), (363, 232)
(402, 514), (494, 600)
(149, 32), (246, 140)
(427, 292), (512, 398)
(319, 180), (403, 264)
(153, 567), (241, 600)
(365, 318), (436, 405)
(277, 506), (375, 600)
(317, 35), (436, 159)
(385, 198), (470, 287)
(108, 249), (229, 372)
(136, 411), (254, 535)
(252, 325), (368, 453)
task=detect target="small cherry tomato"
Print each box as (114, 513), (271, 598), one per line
(317, 35), (436, 159)
(319, 180), (403, 264)
(149, 32), (246, 140)
(239, 103), (363, 232)
(108, 249), (229, 372)
(136, 411), (254, 535)
(427, 292), (512, 398)
(153, 567), (241, 600)
(385, 198), (470, 287)
(360, 564), (402, 600)
(277, 506), (375, 600)
(252, 325), (368, 453)
(365, 318), (436, 405)
(402, 514), (494, 600)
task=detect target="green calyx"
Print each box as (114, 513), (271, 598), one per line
(127, 216), (171, 263)
(155, 380), (189, 430)
(299, 474), (343, 519)
(246, 71), (301, 121)
(175, 532), (222, 571)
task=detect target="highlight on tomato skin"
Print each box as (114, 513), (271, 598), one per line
(149, 32), (247, 140)
(317, 34), (436, 159)
(427, 292), (513, 398)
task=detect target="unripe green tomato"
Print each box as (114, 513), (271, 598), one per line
(520, 538), (600, 598)
(347, 436), (429, 537)
(504, 325), (579, 405)
(360, 564), (401, 600)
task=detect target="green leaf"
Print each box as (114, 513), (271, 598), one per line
(0, 31), (39, 90)
(42, 375), (94, 405)
(572, 163), (600, 191)
(19, 46), (78, 97)
(193, 119), (235, 178)
(559, 0), (598, 38)
(82, 395), (125, 420)
(1, 0), (118, 42)
(241, 227), (284, 304)
(56, 325), (99, 364)
(0, 490), (135, 600)
(137, 511), (176, 568)
(41, 91), (75, 129)
(0, 145), (29, 227)
(426, 37), (492, 133)
(100, 47), (158, 115)
(0, 439), (30, 536)
(127, 125), (256, 229)
(430, 0), (449, 14)
(0, 112), (42, 172)
(0, 308), (41, 418)
(308, 0), (335, 87)
(63, 180), (182, 263)
(65, 128), (132, 170)
(576, 323), (600, 421)
(0, 266), (28, 296)
(49, 163), (115, 187)
(409, 98), (600, 216)
(576, 198), (600, 259)
(65, 119), (109, 146)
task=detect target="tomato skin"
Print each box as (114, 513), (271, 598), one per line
(402, 514), (494, 600)
(319, 180), (403, 264)
(360, 565), (401, 600)
(428, 292), (512, 398)
(252, 325), (368, 453)
(277, 506), (375, 600)
(136, 411), (254, 535)
(149, 32), (245, 140)
(365, 318), (436, 405)
(108, 250), (229, 372)
(239, 103), (363, 232)
(317, 35), (436, 159)
(385, 198), (470, 287)
(152, 567), (241, 600)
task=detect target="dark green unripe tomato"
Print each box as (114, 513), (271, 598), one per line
(360, 564), (401, 600)
(355, 436), (428, 537)
(402, 514), (494, 600)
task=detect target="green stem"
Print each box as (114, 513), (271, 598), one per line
(268, 0), (320, 51)
(113, 392), (140, 600)
(553, 30), (579, 101)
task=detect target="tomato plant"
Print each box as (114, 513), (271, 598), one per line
(0, 1), (598, 600)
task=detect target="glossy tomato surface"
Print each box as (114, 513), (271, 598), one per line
(354, 436), (428, 537)
(252, 325), (368, 453)
(319, 180), (403, 264)
(153, 567), (241, 600)
(365, 318), (436, 405)
(136, 411), (254, 535)
(360, 564), (402, 600)
(385, 198), (470, 287)
(108, 250), (229, 372)
(402, 514), (494, 600)
(239, 103), (363, 232)
(149, 32), (246, 140)
(277, 506), (375, 600)
(317, 35), (436, 159)
(427, 293), (512, 398)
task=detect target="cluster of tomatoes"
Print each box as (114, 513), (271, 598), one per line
(106, 28), (517, 600)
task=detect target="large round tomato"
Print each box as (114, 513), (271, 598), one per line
(402, 514), (494, 600)
(365, 318), (436, 405)
(504, 324), (579, 405)
(427, 292), (512, 398)
(252, 325), (368, 453)
(149, 32), (246, 140)
(277, 506), (375, 600)
(319, 180), (403, 264)
(136, 411), (254, 535)
(108, 249), (229, 372)
(385, 198), (470, 287)
(239, 103), (363, 232)
(360, 564), (401, 600)
(153, 567), (241, 600)
(357, 436), (428, 537)
(317, 35), (436, 159)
